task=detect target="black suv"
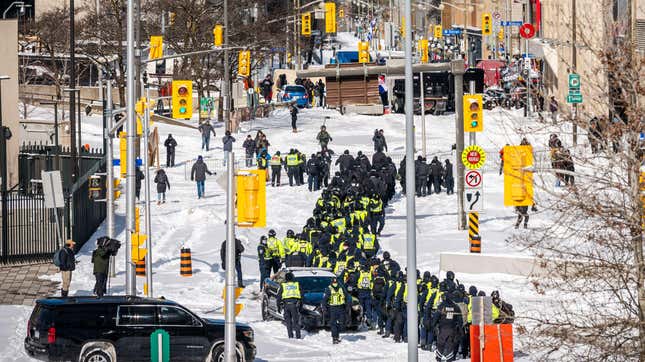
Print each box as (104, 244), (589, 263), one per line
(24, 296), (255, 362)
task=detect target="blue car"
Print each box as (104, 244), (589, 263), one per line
(281, 85), (309, 108)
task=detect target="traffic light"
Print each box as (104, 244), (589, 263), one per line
(236, 170), (266, 228)
(503, 145), (534, 206)
(434, 24), (443, 39)
(222, 287), (245, 316)
(238, 50), (251, 77)
(213, 25), (223, 47)
(149, 36), (163, 60)
(112, 178), (122, 200)
(89, 175), (102, 199)
(325, 2), (336, 33)
(418, 39), (429, 63)
(498, 28), (504, 40)
(135, 97), (146, 135)
(172, 80), (193, 119)
(358, 41), (369, 63)
(463, 94), (483, 132)
(301, 13), (311, 36)
(482, 13), (492, 35)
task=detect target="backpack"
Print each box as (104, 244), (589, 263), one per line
(53, 249), (64, 267)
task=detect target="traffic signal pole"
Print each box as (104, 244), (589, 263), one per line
(223, 0), (231, 131)
(125, 0), (137, 296)
(403, 0), (418, 360)
(452, 60), (467, 230)
(224, 152), (236, 362)
(144, 85), (153, 297)
(105, 80), (116, 278)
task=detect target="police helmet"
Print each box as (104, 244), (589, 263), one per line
(268, 229), (276, 237)
(468, 286), (478, 296)
(276, 151), (281, 155)
(287, 229), (295, 238)
(439, 281), (448, 292)
(260, 235), (267, 243)
(382, 251), (390, 260)
(491, 290), (500, 301)
(446, 270), (455, 281)
(477, 291), (486, 297)
(331, 277), (338, 284)
(431, 275), (439, 288)
(285, 272), (295, 282)
(423, 271), (431, 282)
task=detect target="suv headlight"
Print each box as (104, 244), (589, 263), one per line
(242, 329), (254, 340)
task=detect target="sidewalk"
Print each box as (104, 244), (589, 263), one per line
(0, 263), (59, 305)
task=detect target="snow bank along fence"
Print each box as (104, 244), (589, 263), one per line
(0, 145), (106, 264)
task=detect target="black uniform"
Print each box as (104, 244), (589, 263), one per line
(432, 293), (463, 361)
(276, 278), (302, 339)
(323, 281), (351, 343)
(164, 135), (177, 167)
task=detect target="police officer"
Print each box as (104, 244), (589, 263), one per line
(270, 151), (283, 187)
(257, 236), (272, 290)
(356, 264), (373, 328)
(368, 193), (385, 235)
(360, 231), (379, 259)
(286, 149), (300, 186)
(432, 289), (463, 361)
(323, 277), (351, 344)
(267, 229), (285, 273)
(372, 267), (388, 334)
(276, 272), (302, 339)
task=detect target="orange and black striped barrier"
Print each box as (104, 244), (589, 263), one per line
(180, 248), (192, 276)
(136, 258), (146, 276)
(468, 212), (481, 253)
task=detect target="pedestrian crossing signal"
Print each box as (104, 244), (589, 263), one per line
(149, 36), (163, 60)
(213, 25), (223, 47)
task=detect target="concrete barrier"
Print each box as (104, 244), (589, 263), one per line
(439, 252), (548, 277)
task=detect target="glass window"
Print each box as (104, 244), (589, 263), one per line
(298, 276), (332, 293)
(158, 306), (197, 326)
(118, 306), (156, 325)
(285, 86), (304, 93)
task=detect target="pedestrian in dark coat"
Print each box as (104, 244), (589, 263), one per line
(153, 169), (170, 204)
(432, 291), (463, 361)
(306, 154), (320, 191)
(222, 131), (236, 165)
(316, 125), (332, 150)
(399, 156), (406, 194)
(429, 157), (444, 194)
(336, 150), (355, 175)
(91, 241), (110, 297)
(190, 156), (214, 199)
(243, 135), (256, 167)
(415, 156), (428, 196)
(135, 166), (144, 199)
(163, 134), (177, 167)
(59, 239), (76, 297)
(290, 104), (299, 132)
(260, 75), (274, 103)
(316, 79), (325, 107)
(220, 238), (245, 287)
(372, 150), (388, 170)
(443, 159), (454, 195)
(198, 121), (217, 151)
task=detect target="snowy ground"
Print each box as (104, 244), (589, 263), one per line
(0, 104), (573, 361)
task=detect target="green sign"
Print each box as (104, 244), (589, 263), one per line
(199, 97), (215, 119)
(568, 73), (580, 90)
(567, 94), (583, 104)
(150, 329), (170, 362)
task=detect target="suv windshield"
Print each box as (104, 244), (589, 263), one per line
(285, 86), (304, 93)
(297, 276), (332, 293)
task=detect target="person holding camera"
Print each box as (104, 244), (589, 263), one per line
(92, 237), (120, 298)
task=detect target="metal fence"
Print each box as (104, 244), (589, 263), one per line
(0, 145), (106, 264)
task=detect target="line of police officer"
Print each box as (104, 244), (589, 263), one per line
(257, 149), (514, 356)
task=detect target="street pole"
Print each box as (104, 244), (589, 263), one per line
(224, 151), (236, 362)
(143, 85), (153, 297)
(223, 0), (231, 131)
(420, 71), (426, 158)
(403, 0), (418, 360)
(525, 2), (532, 117)
(571, 0), (577, 146)
(125, 0), (137, 296)
(506, 0), (511, 61)
(106, 80), (116, 278)
(69, 0), (78, 183)
(0, 77), (9, 264)
(452, 60), (466, 230)
(296, 0), (301, 70)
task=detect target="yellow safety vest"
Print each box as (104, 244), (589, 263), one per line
(331, 218), (347, 233)
(352, 210), (367, 225)
(433, 291), (444, 309)
(328, 286), (346, 306)
(316, 255), (331, 268)
(267, 237), (285, 258)
(270, 155), (282, 166)
(334, 259), (347, 275)
(343, 198), (354, 209)
(281, 281), (302, 299)
(286, 154), (299, 166)
(362, 234), (376, 250)
(370, 198), (383, 213)
(297, 240), (312, 255)
(425, 287), (438, 304)
(358, 271), (372, 290)
(360, 197), (370, 209)
(284, 237), (297, 255)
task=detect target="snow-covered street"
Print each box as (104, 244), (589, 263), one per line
(0, 105), (560, 361)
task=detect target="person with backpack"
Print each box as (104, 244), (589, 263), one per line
(154, 169), (170, 204)
(54, 239), (76, 297)
(91, 240), (110, 298)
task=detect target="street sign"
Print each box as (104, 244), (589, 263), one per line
(519, 23), (535, 38)
(493, 11), (501, 20)
(568, 73), (580, 90)
(443, 29), (462, 36)
(500, 21), (523, 27)
(461, 145), (487, 170)
(150, 329), (170, 362)
(465, 190), (483, 212)
(524, 57), (531, 71)
(41, 171), (64, 209)
(465, 170), (483, 189)
(567, 94), (583, 103)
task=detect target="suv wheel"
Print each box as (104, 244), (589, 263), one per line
(261, 295), (273, 321)
(81, 349), (113, 362)
(209, 344), (241, 362)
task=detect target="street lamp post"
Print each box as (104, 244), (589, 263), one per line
(0, 76), (10, 265)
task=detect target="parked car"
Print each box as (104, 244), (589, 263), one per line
(261, 267), (363, 330)
(281, 85), (309, 108)
(24, 296), (256, 362)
